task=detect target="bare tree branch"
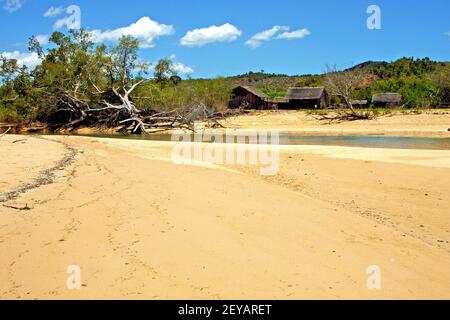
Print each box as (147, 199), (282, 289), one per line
(323, 66), (374, 121)
(0, 127), (11, 138)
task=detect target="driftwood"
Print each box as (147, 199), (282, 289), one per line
(45, 72), (246, 134)
(12, 139), (27, 144)
(0, 127), (11, 138)
(315, 109), (374, 123)
(137, 104), (236, 132)
(51, 92), (246, 134)
(2, 204), (32, 211)
(1, 122), (48, 134)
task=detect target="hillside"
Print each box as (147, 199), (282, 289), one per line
(224, 58), (449, 106)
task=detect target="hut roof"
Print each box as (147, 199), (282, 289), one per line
(286, 87), (326, 100)
(234, 86), (268, 99)
(372, 93), (402, 103)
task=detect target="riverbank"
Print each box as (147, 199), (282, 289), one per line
(1, 134), (449, 299)
(221, 110), (450, 137)
(2, 110), (450, 137)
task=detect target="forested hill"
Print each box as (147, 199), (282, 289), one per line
(232, 58), (448, 81)
(228, 57), (449, 107)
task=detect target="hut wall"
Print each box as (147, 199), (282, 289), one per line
(231, 91), (267, 109)
(288, 99), (321, 109)
(373, 101), (402, 108)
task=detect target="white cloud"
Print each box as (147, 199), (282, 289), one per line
(1, 51), (41, 69)
(277, 28), (311, 40)
(172, 61), (194, 75)
(90, 17), (175, 48)
(169, 54), (194, 74)
(54, 5), (81, 30)
(147, 55), (194, 76)
(180, 23), (242, 47)
(44, 6), (64, 17)
(35, 34), (50, 46)
(245, 25), (289, 48)
(3, 0), (23, 12)
(246, 25), (311, 48)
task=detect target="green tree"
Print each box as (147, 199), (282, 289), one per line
(154, 58), (178, 85)
(109, 35), (140, 91)
(0, 57), (19, 83)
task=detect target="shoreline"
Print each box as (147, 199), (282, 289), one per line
(2, 110), (450, 138)
(74, 128), (450, 138)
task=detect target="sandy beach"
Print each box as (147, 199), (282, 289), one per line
(1, 112), (450, 300)
(221, 110), (450, 137)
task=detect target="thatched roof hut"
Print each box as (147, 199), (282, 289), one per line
(230, 86), (269, 109)
(285, 87), (330, 109)
(238, 86), (268, 99)
(372, 93), (402, 107)
(286, 87), (326, 100)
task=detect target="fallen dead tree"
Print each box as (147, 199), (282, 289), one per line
(48, 84), (247, 134)
(2, 33), (243, 135)
(42, 35), (245, 135)
(140, 104), (247, 132)
(314, 109), (374, 123)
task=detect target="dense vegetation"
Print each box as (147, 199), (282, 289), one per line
(1, 29), (449, 126)
(242, 58), (449, 108)
(0, 30), (233, 126)
(349, 58), (449, 108)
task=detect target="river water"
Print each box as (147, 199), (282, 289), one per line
(73, 133), (450, 151)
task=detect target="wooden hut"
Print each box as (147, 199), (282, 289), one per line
(230, 86), (268, 109)
(372, 93), (403, 108)
(285, 87), (330, 109)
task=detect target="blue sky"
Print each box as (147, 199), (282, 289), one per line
(1, 0), (449, 78)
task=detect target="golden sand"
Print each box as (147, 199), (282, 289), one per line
(1, 112), (450, 299)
